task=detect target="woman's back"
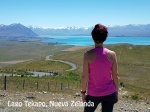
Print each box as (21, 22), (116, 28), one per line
(81, 24), (118, 112)
(87, 47), (116, 96)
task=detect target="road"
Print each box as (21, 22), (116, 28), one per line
(45, 55), (77, 71)
(0, 55), (77, 77)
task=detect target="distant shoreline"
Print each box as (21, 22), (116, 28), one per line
(42, 36), (150, 46)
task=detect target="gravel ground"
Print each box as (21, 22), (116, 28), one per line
(0, 88), (150, 112)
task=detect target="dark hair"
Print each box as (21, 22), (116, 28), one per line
(91, 24), (108, 43)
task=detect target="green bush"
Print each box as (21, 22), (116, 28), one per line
(131, 94), (141, 100)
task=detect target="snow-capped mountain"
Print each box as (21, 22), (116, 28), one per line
(108, 24), (150, 37)
(28, 25), (89, 30)
(28, 25), (92, 36)
(0, 23), (150, 37)
(0, 23), (38, 37)
(28, 24), (150, 37)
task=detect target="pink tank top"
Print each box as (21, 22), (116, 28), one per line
(87, 47), (116, 96)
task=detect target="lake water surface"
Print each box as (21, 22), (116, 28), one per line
(43, 36), (150, 46)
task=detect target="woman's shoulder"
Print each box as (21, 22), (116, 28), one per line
(105, 48), (117, 63)
(105, 48), (116, 55)
(84, 49), (95, 58)
(85, 49), (95, 55)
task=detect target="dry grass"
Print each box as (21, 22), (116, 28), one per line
(0, 43), (150, 99)
(53, 44), (150, 98)
(0, 75), (81, 94)
(0, 59), (71, 72)
(0, 40), (72, 62)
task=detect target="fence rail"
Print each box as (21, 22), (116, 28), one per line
(0, 76), (81, 92)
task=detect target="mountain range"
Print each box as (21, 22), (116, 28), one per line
(0, 23), (38, 37)
(29, 24), (150, 37)
(0, 23), (150, 37)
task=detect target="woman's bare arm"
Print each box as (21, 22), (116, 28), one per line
(111, 52), (119, 94)
(107, 49), (118, 92)
(81, 52), (89, 91)
(81, 52), (89, 102)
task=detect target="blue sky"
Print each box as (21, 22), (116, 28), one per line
(0, 0), (150, 27)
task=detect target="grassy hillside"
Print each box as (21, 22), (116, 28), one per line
(0, 59), (71, 72)
(0, 40), (72, 62)
(52, 44), (150, 97)
(0, 43), (150, 99)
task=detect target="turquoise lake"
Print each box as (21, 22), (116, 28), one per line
(43, 36), (150, 46)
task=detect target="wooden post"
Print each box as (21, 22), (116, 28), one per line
(37, 81), (38, 90)
(55, 82), (57, 91)
(23, 80), (25, 89)
(12, 69), (13, 77)
(4, 76), (7, 90)
(48, 82), (50, 91)
(68, 83), (69, 89)
(61, 83), (63, 90)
